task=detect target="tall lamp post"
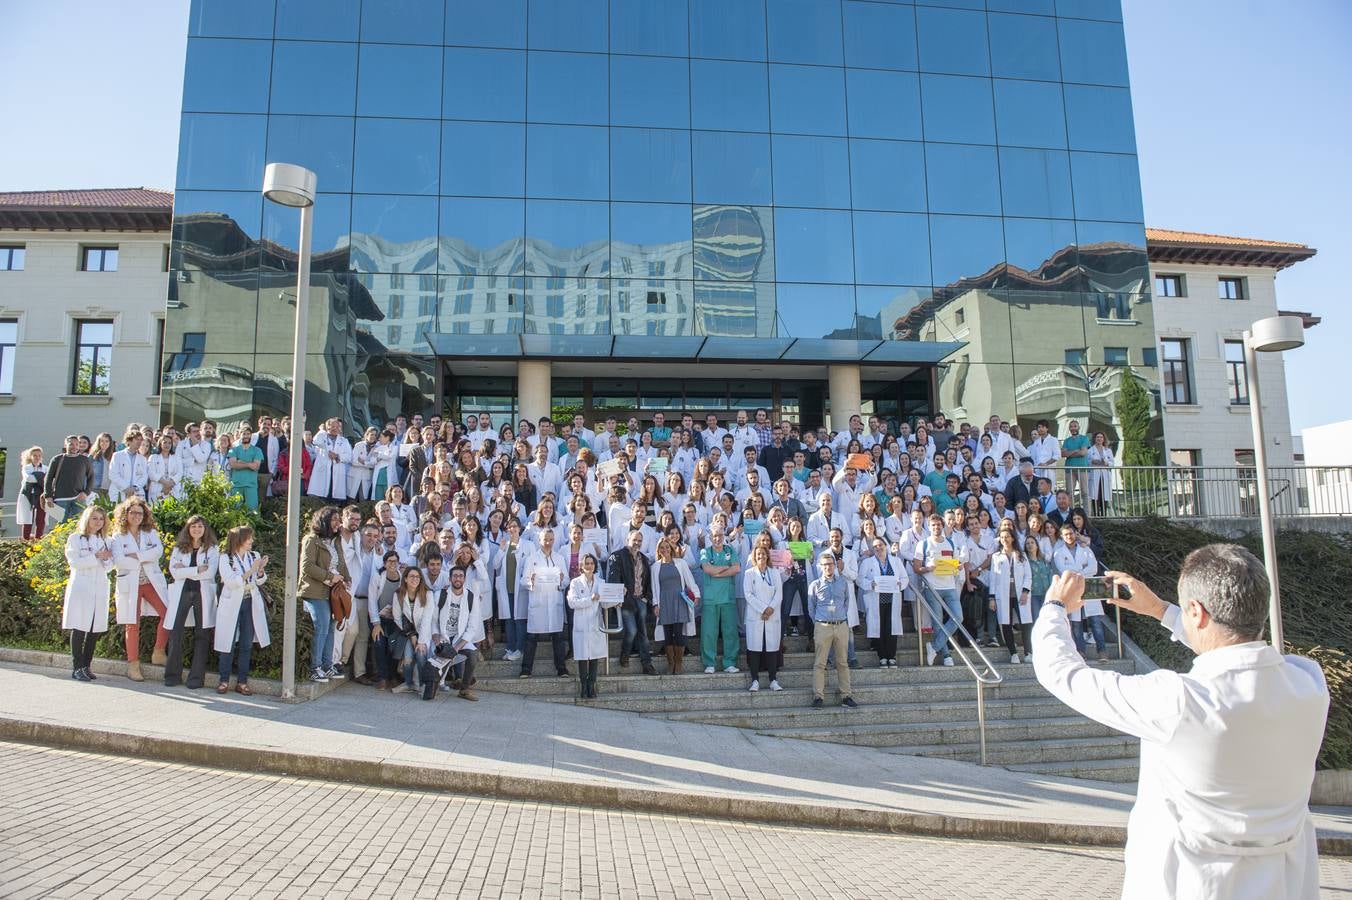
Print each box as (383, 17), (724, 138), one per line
(262, 162), (317, 700)
(1243, 314), (1305, 650)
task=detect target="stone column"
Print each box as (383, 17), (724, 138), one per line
(828, 364), (861, 435)
(518, 360), (552, 425)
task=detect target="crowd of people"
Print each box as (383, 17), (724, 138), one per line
(36, 407), (1117, 705)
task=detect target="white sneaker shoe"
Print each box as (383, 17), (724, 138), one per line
(769, 680), (783, 691)
(392, 683), (413, 694)
(1010, 653), (1021, 665)
(925, 643), (938, 666)
(704, 666), (716, 674)
(723, 666), (740, 674)
(748, 680), (760, 692)
(942, 656), (954, 667)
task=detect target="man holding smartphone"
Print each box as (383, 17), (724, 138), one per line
(1033, 545), (1328, 899)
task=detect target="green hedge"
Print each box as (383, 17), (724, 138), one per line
(1100, 519), (1352, 770)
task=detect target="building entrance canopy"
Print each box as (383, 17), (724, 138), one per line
(424, 333), (965, 366)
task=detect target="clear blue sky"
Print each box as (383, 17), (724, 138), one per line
(2, 0), (1346, 433)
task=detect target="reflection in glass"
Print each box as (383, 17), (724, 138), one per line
(1076, 220), (1148, 294)
(611, 202), (692, 279)
(1002, 218), (1080, 290)
(691, 59), (769, 132)
(767, 0), (843, 66)
(263, 193), (352, 273)
(694, 205), (775, 283)
(354, 119), (440, 196)
(172, 191), (264, 273)
(920, 74), (995, 144)
(528, 51), (608, 125)
(524, 199), (609, 280)
(526, 125), (609, 200)
(443, 48), (526, 122)
(611, 0), (689, 56)
(1006, 290), (1085, 366)
(770, 65), (847, 136)
(160, 353), (257, 427)
(357, 44), (441, 118)
(165, 270), (260, 355)
(929, 214), (1005, 286)
(446, 0), (527, 48)
(349, 195), (439, 274)
(270, 41), (358, 116)
(276, 0), (359, 41)
(611, 128), (691, 202)
(993, 78), (1067, 149)
(774, 208), (854, 284)
(987, 13), (1061, 81)
(1070, 152), (1144, 222)
(265, 115), (355, 194)
(916, 7), (991, 77)
(612, 55), (690, 128)
(356, 273), (442, 352)
(177, 114), (267, 191)
(437, 275), (526, 336)
(1055, 0), (1123, 22)
(998, 147), (1074, 218)
(856, 285), (937, 343)
(442, 122), (525, 197)
(846, 70), (923, 141)
(694, 282), (775, 337)
(439, 198), (525, 276)
(1063, 85), (1137, 153)
(692, 131), (773, 205)
(852, 212), (931, 286)
(524, 276), (611, 335)
(926, 144), (1001, 215)
(850, 140), (927, 212)
(772, 135), (850, 208)
(612, 279), (694, 336)
(528, 0), (608, 52)
(1058, 18), (1130, 86)
(360, 0), (443, 44)
(189, 0), (274, 39)
(183, 38), (272, 113)
(690, 0), (767, 61)
(776, 284), (857, 340)
(843, 1), (917, 71)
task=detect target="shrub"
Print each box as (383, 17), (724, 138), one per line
(155, 469), (259, 541)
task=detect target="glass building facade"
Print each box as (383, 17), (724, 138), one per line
(164, 0), (1160, 453)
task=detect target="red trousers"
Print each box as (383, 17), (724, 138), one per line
(125, 582), (169, 660)
(22, 504), (46, 541)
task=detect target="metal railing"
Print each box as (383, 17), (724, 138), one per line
(1073, 465), (1352, 520)
(912, 582), (1003, 766)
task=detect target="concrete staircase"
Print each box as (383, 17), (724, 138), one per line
(474, 634), (1141, 783)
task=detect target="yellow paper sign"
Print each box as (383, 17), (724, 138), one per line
(933, 557), (962, 577)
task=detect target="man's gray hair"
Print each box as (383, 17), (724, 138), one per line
(1177, 543), (1270, 639)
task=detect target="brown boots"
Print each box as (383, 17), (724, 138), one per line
(665, 645), (685, 674)
(126, 660), (144, 682)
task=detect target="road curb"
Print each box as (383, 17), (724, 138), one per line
(3, 714), (1347, 855)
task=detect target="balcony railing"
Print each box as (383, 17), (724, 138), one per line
(1092, 466), (1352, 520)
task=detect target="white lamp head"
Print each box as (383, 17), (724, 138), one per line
(262, 162), (317, 208)
(1248, 315), (1305, 353)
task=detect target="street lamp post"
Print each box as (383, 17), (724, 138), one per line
(1243, 314), (1305, 651)
(262, 162), (317, 700)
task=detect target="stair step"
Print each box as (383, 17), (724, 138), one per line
(1006, 757), (1140, 783)
(573, 680), (1057, 713)
(756, 715), (1121, 748)
(889, 735), (1140, 765)
(658, 696), (1081, 728)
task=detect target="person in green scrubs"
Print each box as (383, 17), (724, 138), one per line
(1061, 419), (1091, 507)
(228, 424), (264, 510)
(699, 524), (741, 674)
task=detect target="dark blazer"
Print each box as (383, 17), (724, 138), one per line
(1047, 506), (1074, 530)
(1003, 474), (1036, 507)
(605, 547), (654, 608)
(403, 443), (431, 494)
(771, 495), (807, 522)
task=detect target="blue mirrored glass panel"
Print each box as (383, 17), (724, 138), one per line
(692, 132), (773, 205)
(358, 44), (441, 118)
(993, 78), (1067, 149)
(850, 139), (927, 212)
(1058, 18), (1130, 86)
(611, 0), (689, 56)
(611, 202), (693, 280)
(1002, 217), (1079, 287)
(446, 0), (527, 47)
(440, 198), (525, 276)
(1070, 152), (1143, 222)
(349, 195), (440, 274)
(524, 277), (612, 335)
(611, 280), (695, 336)
(183, 39), (272, 113)
(695, 283), (776, 338)
(916, 0), (984, 9)
(774, 208), (854, 284)
(353, 119), (440, 195)
(917, 7), (990, 76)
(772, 135), (850, 209)
(987, 0), (1054, 12)
(444, 49), (525, 121)
(172, 191), (265, 270)
(998, 147), (1073, 218)
(263, 193), (352, 268)
(276, 0), (358, 40)
(988, 13), (1061, 81)
(177, 114), (267, 191)
(691, 60), (769, 132)
(1063, 84), (1136, 153)
(929, 214), (1005, 285)
(856, 286), (937, 342)
(612, 55), (691, 128)
(690, 0), (767, 61)
(853, 212), (931, 285)
(442, 122), (525, 197)
(355, 274), (442, 351)
(525, 200), (610, 279)
(843, 1), (917, 71)
(920, 75), (995, 144)
(770, 65), (847, 136)
(926, 144), (1002, 215)
(436, 275), (525, 336)
(189, 0), (274, 38)
(526, 125), (609, 199)
(778, 284), (858, 340)
(528, 51), (608, 124)
(694, 205), (775, 282)
(270, 41), (358, 116)
(266, 116), (354, 194)
(528, 0), (608, 52)
(611, 128), (691, 202)
(846, 70), (923, 141)
(767, 0), (844, 66)
(360, 0), (442, 44)
(1076, 220), (1147, 293)
(1056, 0), (1122, 21)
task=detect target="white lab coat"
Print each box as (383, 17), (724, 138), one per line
(307, 432), (352, 499)
(424, 587), (484, 649)
(111, 530), (168, 625)
(1033, 604), (1328, 900)
(165, 545), (219, 629)
(214, 551), (270, 652)
(652, 558), (700, 643)
(1051, 542), (1103, 618)
(16, 463), (45, 526)
(177, 438), (211, 483)
(523, 548), (569, 633)
(368, 441), (398, 497)
(857, 553), (906, 639)
(346, 440), (374, 501)
(741, 565), (782, 652)
(146, 452), (184, 502)
(988, 551), (1032, 626)
(493, 541), (529, 620)
(108, 448), (148, 502)
(567, 574), (620, 661)
(62, 533), (114, 632)
(1088, 444), (1115, 502)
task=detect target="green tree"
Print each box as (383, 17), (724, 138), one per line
(1117, 372), (1158, 467)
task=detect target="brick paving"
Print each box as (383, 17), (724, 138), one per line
(2, 742), (1351, 899)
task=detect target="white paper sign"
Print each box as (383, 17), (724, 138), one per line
(598, 582), (625, 604)
(532, 569), (561, 591)
(873, 574), (899, 596)
(596, 458), (626, 480)
(583, 527), (608, 549)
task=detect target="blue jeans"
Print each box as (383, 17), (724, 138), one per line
(922, 586), (963, 656)
(621, 600), (652, 665)
(781, 573), (807, 631)
(395, 634), (427, 686)
(58, 498), (84, 520)
(304, 598), (334, 671)
(218, 600), (255, 684)
(1073, 614), (1107, 653)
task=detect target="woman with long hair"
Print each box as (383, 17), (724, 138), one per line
(653, 537), (700, 675)
(566, 553), (611, 699)
(163, 515), (218, 688)
(990, 527), (1032, 663)
(1087, 431), (1115, 518)
(147, 433), (183, 504)
(742, 545), (782, 692)
(89, 432), (116, 497)
(63, 505), (115, 681)
(17, 446), (47, 541)
(111, 497), (169, 682)
(298, 505), (349, 683)
(215, 525), (270, 694)
(389, 566), (431, 694)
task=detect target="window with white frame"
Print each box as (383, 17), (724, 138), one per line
(0, 246), (24, 271)
(72, 319), (114, 394)
(1218, 276), (1246, 300)
(81, 246), (118, 272)
(1160, 338), (1192, 404)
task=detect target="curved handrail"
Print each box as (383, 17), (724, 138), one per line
(914, 582), (1003, 765)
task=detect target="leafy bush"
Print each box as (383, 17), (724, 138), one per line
(155, 469), (259, 541)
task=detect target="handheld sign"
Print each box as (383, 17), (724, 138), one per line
(598, 582), (625, 605)
(873, 574), (899, 596)
(770, 548), (792, 569)
(846, 453), (873, 471)
(788, 541), (812, 561)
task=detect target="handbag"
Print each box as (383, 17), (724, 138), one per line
(329, 580), (353, 629)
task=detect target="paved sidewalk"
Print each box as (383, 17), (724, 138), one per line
(2, 661), (1349, 851)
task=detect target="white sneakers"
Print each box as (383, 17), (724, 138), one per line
(503, 649), (523, 662)
(704, 666), (716, 674)
(748, 681), (760, 692)
(1010, 653), (1021, 664)
(723, 666), (739, 674)
(942, 657), (954, 667)
(925, 643), (938, 666)
(769, 680), (783, 691)
(392, 683), (413, 694)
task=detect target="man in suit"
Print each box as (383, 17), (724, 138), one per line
(1003, 457), (1038, 508)
(606, 530), (658, 676)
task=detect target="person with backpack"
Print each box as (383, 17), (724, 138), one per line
(914, 514), (967, 667)
(421, 565), (483, 701)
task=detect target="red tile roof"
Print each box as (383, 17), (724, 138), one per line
(1145, 227), (1311, 251)
(0, 188), (173, 210)
(1145, 227), (1315, 271)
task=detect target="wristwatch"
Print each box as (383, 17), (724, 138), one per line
(1044, 598), (1067, 610)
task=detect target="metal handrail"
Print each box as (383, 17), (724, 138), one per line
(913, 583), (1003, 766)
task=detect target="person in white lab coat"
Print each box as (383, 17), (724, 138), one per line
(857, 537), (905, 667)
(346, 426), (379, 501)
(163, 515), (218, 688)
(62, 505), (115, 682)
(108, 431), (149, 502)
(567, 554), (620, 699)
(741, 546), (783, 692)
(1034, 546), (1329, 900)
(1051, 523), (1107, 660)
(215, 525), (270, 695)
(520, 528), (570, 678)
(308, 418), (352, 502)
(111, 497), (169, 682)
(146, 434), (184, 503)
(988, 527), (1033, 663)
